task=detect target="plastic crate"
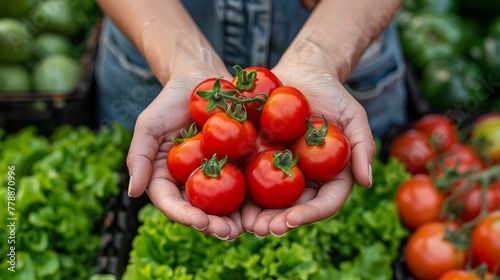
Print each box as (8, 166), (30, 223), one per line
(94, 171), (150, 278)
(0, 19), (103, 134)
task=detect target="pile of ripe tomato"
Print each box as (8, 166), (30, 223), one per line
(389, 113), (500, 279)
(166, 66), (351, 216)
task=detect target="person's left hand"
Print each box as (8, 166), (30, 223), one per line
(241, 63), (376, 237)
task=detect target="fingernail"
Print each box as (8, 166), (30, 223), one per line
(368, 163), (372, 188)
(286, 221), (299, 228)
(191, 224), (208, 231)
(127, 176), (133, 197)
(212, 233), (230, 241)
(270, 230), (286, 237)
(245, 229), (254, 234)
(255, 233), (267, 239)
(227, 233), (242, 242)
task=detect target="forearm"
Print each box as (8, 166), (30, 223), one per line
(281, 0), (403, 82)
(97, 0), (225, 84)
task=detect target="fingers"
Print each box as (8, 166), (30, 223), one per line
(126, 119), (161, 197)
(147, 174), (244, 240)
(243, 169), (354, 237)
(283, 169), (353, 228)
(342, 109), (376, 188)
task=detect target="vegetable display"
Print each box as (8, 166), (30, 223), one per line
(123, 154), (410, 280)
(167, 65), (350, 211)
(397, 1), (500, 111)
(0, 123), (131, 280)
(389, 113), (500, 279)
(0, 0), (100, 93)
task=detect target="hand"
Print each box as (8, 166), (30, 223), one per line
(241, 63), (376, 237)
(126, 68), (246, 241)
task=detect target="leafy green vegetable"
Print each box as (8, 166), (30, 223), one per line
(123, 155), (411, 280)
(0, 122), (131, 280)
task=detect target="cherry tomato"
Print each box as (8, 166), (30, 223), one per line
(405, 222), (467, 280)
(389, 129), (437, 174)
(231, 65), (283, 128)
(237, 132), (289, 170)
(185, 155), (246, 216)
(470, 211), (500, 272)
(490, 181), (500, 207)
(189, 78), (238, 127)
(460, 183), (499, 222)
(259, 86), (311, 143)
(395, 174), (444, 231)
(412, 114), (459, 153)
(438, 269), (482, 280)
(166, 124), (212, 184)
(202, 106), (257, 160)
(291, 117), (351, 180)
(245, 149), (305, 209)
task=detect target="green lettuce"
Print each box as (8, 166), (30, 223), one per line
(0, 122), (131, 280)
(123, 155), (411, 280)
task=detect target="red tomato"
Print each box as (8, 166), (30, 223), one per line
(245, 149), (305, 209)
(395, 174), (444, 231)
(405, 222), (467, 280)
(433, 144), (485, 194)
(189, 78), (238, 127)
(185, 155), (246, 216)
(470, 211), (500, 272)
(460, 183), (500, 222)
(231, 66), (283, 128)
(237, 132), (289, 170)
(166, 125), (212, 184)
(412, 114), (459, 153)
(259, 86), (311, 143)
(202, 109), (257, 160)
(490, 181), (500, 207)
(389, 129), (437, 174)
(291, 117), (351, 180)
(438, 269), (482, 280)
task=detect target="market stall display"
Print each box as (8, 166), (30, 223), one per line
(0, 123), (131, 280)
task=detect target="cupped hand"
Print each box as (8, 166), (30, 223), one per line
(126, 67), (245, 241)
(241, 63), (376, 237)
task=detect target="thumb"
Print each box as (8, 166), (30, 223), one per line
(126, 121), (160, 197)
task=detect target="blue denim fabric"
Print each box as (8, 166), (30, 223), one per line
(95, 1), (407, 137)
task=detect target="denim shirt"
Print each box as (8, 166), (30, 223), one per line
(95, 0), (407, 137)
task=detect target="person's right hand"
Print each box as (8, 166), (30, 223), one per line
(126, 65), (246, 241)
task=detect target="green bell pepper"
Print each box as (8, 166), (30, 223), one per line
(421, 57), (488, 111)
(402, 0), (458, 13)
(481, 18), (500, 83)
(401, 12), (464, 70)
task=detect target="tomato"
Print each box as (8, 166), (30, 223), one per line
(185, 155), (246, 216)
(395, 174), (444, 231)
(405, 222), (467, 280)
(202, 106), (257, 160)
(412, 114), (459, 153)
(470, 112), (500, 164)
(231, 65), (283, 128)
(389, 129), (437, 174)
(189, 78), (238, 127)
(245, 149), (305, 209)
(259, 86), (311, 143)
(237, 132), (289, 170)
(166, 124), (212, 184)
(470, 211), (500, 272)
(433, 144), (485, 194)
(438, 269), (481, 280)
(490, 180), (500, 207)
(291, 117), (351, 180)
(460, 183), (500, 222)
